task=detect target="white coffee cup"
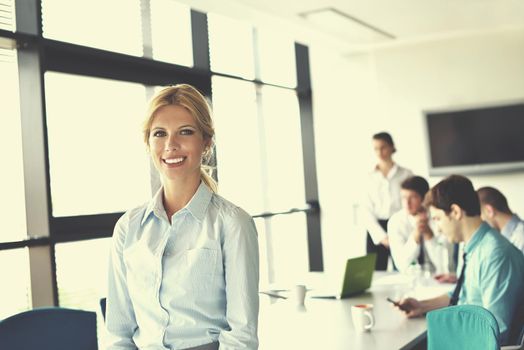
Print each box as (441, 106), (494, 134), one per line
(293, 284), (307, 305)
(351, 304), (375, 332)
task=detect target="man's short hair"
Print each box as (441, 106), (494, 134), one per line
(372, 132), (396, 150)
(424, 175), (481, 216)
(401, 176), (429, 199)
(477, 186), (512, 214)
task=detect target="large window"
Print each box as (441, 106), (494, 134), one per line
(269, 212), (309, 283)
(208, 13), (255, 79)
(209, 17), (311, 285)
(41, 0), (143, 56)
(212, 78), (305, 215)
(0, 0), (15, 31)
(1, 0), (319, 327)
(55, 238), (110, 310)
(260, 85), (305, 212)
(55, 238), (111, 346)
(0, 48), (27, 243)
(212, 76), (264, 214)
(257, 28), (296, 87)
(253, 218), (270, 288)
(212, 77), (307, 285)
(150, 0), (193, 66)
(0, 249), (31, 319)
(45, 72), (151, 217)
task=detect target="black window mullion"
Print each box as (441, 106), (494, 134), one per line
(295, 42), (323, 272)
(14, 0), (41, 36)
(0, 237), (50, 251)
(50, 213), (123, 240)
(15, 0), (57, 307)
(191, 10), (210, 72)
(42, 38), (211, 90)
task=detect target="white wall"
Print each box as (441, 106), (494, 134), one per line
(311, 28), (524, 272)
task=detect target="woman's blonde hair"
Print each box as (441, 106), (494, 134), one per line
(143, 84), (217, 193)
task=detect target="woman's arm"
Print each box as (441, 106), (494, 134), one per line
(219, 208), (259, 350)
(105, 213), (138, 350)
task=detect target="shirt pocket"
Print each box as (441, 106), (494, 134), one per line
(183, 247), (219, 291)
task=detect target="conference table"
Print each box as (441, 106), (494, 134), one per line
(258, 272), (454, 350)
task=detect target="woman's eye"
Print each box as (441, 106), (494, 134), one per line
(153, 130), (166, 137)
(180, 129), (194, 136)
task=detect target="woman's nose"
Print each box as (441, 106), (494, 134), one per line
(165, 135), (180, 152)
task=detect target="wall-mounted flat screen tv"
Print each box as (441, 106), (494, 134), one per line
(424, 102), (524, 176)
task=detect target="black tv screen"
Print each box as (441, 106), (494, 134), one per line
(425, 102), (524, 175)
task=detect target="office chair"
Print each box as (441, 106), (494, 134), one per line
(427, 304), (500, 350)
(100, 297), (107, 321)
(0, 307), (98, 350)
(502, 323), (524, 350)
(500, 297), (524, 350)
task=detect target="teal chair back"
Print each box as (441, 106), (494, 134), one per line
(0, 307), (98, 350)
(427, 305), (500, 350)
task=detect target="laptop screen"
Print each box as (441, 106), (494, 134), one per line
(340, 253), (377, 297)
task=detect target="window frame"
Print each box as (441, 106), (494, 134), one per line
(0, 0), (323, 309)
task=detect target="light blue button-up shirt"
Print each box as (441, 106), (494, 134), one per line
(105, 182), (259, 350)
(457, 222), (524, 344)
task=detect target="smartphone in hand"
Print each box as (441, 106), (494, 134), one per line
(386, 297), (400, 306)
(387, 297), (408, 311)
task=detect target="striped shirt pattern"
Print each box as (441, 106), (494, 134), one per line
(105, 182), (259, 349)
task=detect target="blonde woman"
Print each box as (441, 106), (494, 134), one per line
(106, 84), (259, 350)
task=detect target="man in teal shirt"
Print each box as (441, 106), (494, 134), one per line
(397, 175), (524, 345)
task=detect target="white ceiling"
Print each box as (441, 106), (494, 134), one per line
(228, 0), (524, 46)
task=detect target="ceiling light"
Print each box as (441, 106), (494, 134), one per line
(299, 7), (395, 44)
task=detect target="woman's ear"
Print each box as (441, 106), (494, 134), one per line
(203, 138), (213, 154)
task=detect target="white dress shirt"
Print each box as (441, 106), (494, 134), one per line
(501, 214), (524, 253)
(364, 164), (413, 244)
(388, 209), (454, 274)
(105, 182), (259, 350)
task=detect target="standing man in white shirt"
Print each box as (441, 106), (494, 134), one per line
(478, 186), (524, 253)
(364, 132), (413, 270)
(388, 176), (454, 273)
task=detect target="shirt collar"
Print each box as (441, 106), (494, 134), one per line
(501, 214), (520, 239)
(464, 222), (491, 254)
(141, 186), (165, 226)
(184, 181), (213, 222)
(140, 182), (213, 226)
(372, 163), (399, 179)
(388, 164), (399, 179)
